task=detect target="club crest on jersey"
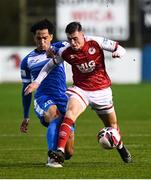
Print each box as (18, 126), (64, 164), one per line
(70, 55), (75, 59)
(88, 47), (96, 55)
(76, 60), (96, 73)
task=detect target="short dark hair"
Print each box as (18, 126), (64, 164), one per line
(65, 21), (82, 34)
(30, 19), (55, 35)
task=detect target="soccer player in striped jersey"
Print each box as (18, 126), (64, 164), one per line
(20, 19), (74, 168)
(25, 21), (132, 165)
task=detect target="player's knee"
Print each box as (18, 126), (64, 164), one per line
(66, 109), (79, 121)
(43, 111), (55, 123)
(66, 102), (84, 121)
(43, 105), (60, 123)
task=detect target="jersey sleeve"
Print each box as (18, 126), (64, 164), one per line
(94, 36), (126, 58)
(20, 56), (32, 83)
(55, 41), (70, 57)
(52, 41), (66, 54)
(88, 36), (118, 52)
(34, 42), (65, 84)
(20, 57), (32, 118)
(21, 83), (32, 118)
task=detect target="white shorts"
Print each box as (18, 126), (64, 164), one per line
(66, 86), (114, 115)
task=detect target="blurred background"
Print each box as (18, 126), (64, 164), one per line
(0, 0), (151, 83)
(1, 1), (151, 178)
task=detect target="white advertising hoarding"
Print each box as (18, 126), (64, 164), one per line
(105, 48), (142, 84)
(56, 0), (129, 40)
(0, 47), (73, 83)
(0, 47), (33, 82)
(0, 47), (141, 84)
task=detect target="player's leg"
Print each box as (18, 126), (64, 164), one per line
(43, 104), (61, 124)
(91, 88), (132, 163)
(44, 103), (75, 166)
(57, 88), (87, 151)
(47, 111), (75, 161)
(34, 96), (63, 167)
(65, 128), (74, 160)
(98, 111), (132, 163)
(50, 97), (83, 162)
(34, 96), (61, 149)
(49, 86), (88, 163)
(97, 110), (121, 134)
(46, 116), (60, 151)
(43, 104), (62, 151)
(45, 114), (64, 168)
(51, 95), (75, 160)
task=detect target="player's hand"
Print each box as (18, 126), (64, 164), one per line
(24, 82), (39, 95)
(112, 45), (126, 58)
(20, 118), (29, 133)
(46, 47), (56, 58)
(112, 51), (121, 58)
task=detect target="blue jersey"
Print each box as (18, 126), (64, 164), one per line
(20, 46), (67, 119)
(21, 49), (67, 98)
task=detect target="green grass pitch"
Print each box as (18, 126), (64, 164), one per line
(0, 83), (151, 178)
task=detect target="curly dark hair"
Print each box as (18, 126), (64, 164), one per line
(30, 19), (55, 35)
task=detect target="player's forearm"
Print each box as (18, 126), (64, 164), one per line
(100, 38), (126, 57)
(22, 84), (32, 118)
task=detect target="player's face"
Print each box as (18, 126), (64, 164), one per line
(34, 29), (53, 51)
(66, 31), (85, 50)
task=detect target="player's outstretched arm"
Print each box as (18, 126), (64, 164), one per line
(20, 118), (29, 133)
(97, 37), (126, 58)
(25, 57), (63, 96)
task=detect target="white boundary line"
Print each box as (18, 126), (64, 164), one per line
(0, 134), (151, 137)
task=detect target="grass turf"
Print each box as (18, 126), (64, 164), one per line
(0, 83), (151, 178)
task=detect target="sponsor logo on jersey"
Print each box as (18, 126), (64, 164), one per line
(76, 60), (96, 73)
(28, 55), (48, 68)
(30, 59), (40, 64)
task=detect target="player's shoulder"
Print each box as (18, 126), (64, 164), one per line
(52, 41), (69, 48)
(52, 41), (70, 49)
(21, 49), (37, 68)
(53, 41), (70, 56)
(22, 49), (36, 62)
(85, 35), (104, 42)
(85, 35), (114, 48)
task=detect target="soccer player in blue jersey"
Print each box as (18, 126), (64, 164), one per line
(20, 19), (74, 168)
